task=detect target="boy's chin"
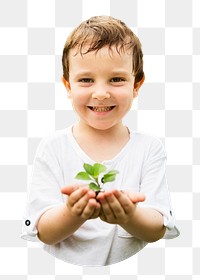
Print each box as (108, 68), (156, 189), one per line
(88, 122), (118, 131)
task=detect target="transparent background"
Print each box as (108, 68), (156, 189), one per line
(0, 0), (199, 279)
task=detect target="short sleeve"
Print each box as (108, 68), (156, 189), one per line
(21, 137), (65, 242)
(138, 138), (180, 239)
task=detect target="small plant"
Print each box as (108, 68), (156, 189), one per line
(75, 163), (119, 192)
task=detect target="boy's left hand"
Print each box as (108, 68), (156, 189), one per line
(96, 190), (145, 225)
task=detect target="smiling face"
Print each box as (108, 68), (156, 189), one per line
(63, 46), (143, 132)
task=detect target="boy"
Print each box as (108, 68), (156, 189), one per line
(21, 16), (179, 266)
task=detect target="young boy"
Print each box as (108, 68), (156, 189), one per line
(21, 16), (179, 266)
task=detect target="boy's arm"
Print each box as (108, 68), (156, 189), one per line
(37, 186), (100, 245)
(97, 190), (166, 243)
(119, 207), (166, 242)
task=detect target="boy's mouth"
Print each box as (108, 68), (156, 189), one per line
(87, 106), (116, 112)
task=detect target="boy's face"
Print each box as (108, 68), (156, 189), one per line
(63, 46), (143, 131)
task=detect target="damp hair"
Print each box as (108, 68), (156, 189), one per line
(62, 16), (144, 83)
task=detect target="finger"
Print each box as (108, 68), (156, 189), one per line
(112, 190), (134, 214)
(81, 198), (98, 219)
(98, 195), (115, 220)
(96, 191), (105, 201)
(99, 209), (107, 222)
(89, 202), (101, 219)
(124, 191), (145, 203)
(74, 191), (93, 213)
(88, 190), (97, 199)
(68, 187), (89, 207)
(61, 184), (85, 195)
(103, 191), (125, 217)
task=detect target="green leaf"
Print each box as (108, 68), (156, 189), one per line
(102, 174), (116, 183)
(89, 182), (101, 191)
(102, 170), (119, 183)
(106, 170), (119, 176)
(93, 163), (107, 178)
(75, 172), (91, 181)
(83, 163), (94, 176)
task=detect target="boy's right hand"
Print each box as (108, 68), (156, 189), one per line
(61, 185), (101, 220)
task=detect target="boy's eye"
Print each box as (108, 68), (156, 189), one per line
(78, 78), (93, 83)
(110, 77), (125, 83)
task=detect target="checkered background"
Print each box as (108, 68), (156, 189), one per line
(0, 0), (199, 279)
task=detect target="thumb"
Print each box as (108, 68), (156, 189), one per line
(61, 184), (88, 195)
(61, 185), (79, 195)
(124, 191), (145, 203)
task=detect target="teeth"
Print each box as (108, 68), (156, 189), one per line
(90, 106), (113, 112)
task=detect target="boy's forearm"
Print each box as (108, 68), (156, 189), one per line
(37, 205), (86, 245)
(119, 207), (166, 243)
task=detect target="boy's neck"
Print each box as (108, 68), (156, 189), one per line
(72, 122), (130, 162)
(73, 122), (129, 140)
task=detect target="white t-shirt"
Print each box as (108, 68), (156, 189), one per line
(21, 126), (179, 266)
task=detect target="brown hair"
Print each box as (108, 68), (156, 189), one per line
(62, 16), (144, 83)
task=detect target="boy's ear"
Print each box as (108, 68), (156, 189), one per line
(133, 75), (145, 98)
(61, 76), (71, 97)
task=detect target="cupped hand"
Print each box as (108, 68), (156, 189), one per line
(96, 189), (145, 225)
(61, 185), (101, 220)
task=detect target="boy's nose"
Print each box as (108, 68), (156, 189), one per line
(92, 87), (110, 100)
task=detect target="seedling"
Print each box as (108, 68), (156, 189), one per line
(75, 163), (119, 192)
